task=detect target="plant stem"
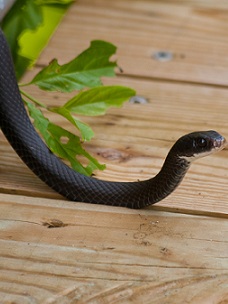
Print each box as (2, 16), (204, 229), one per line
(19, 82), (30, 87)
(20, 89), (47, 108)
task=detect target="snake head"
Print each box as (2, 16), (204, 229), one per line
(174, 130), (227, 162)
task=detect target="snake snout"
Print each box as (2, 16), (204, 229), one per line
(213, 136), (227, 151)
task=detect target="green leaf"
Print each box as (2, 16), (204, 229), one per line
(24, 100), (105, 176)
(63, 86), (136, 116)
(1, 0), (43, 78)
(50, 106), (94, 141)
(29, 40), (117, 92)
(24, 100), (51, 143)
(1, 0), (43, 52)
(74, 119), (94, 141)
(1, 0), (72, 79)
(36, 0), (74, 4)
(47, 123), (105, 175)
(14, 56), (33, 80)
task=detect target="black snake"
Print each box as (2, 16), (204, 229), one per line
(0, 29), (226, 208)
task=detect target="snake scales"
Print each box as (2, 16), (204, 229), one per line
(0, 29), (226, 208)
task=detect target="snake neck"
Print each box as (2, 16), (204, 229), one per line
(146, 152), (190, 205)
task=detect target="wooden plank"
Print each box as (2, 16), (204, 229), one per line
(0, 194), (227, 303)
(37, 0), (228, 86)
(1, 75), (228, 215)
(1, 0), (228, 302)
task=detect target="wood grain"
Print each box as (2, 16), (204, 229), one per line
(0, 194), (227, 303)
(39, 0), (228, 86)
(0, 0), (228, 303)
(1, 76), (227, 216)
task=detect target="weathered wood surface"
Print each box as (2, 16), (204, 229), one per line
(0, 194), (228, 303)
(0, 0), (228, 303)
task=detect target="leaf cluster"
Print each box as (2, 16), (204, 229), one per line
(1, 0), (135, 176)
(0, 0), (74, 79)
(20, 40), (135, 175)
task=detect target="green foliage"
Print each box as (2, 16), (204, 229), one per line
(29, 41), (117, 92)
(21, 41), (136, 176)
(1, 0), (135, 176)
(36, 0), (74, 4)
(1, 0), (73, 79)
(1, 0), (43, 78)
(63, 86), (136, 116)
(25, 100), (105, 175)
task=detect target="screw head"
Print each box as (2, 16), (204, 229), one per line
(153, 51), (173, 62)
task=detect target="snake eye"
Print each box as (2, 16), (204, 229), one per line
(196, 138), (207, 148)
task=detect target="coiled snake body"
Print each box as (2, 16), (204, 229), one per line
(0, 29), (226, 208)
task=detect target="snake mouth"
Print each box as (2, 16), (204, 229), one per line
(213, 136), (227, 151)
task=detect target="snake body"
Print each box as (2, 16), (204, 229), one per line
(0, 29), (226, 208)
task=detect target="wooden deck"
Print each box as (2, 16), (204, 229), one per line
(0, 0), (228, 303)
